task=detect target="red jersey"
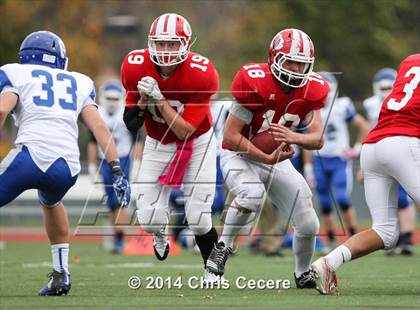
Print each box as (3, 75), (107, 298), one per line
(224, 63), (328, 149)
(365, 54), (420, 143)
(121, 49), (219, 144)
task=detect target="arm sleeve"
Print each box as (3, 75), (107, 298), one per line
(229, 100), (253, 125)
(231, 68), (261, 111)
(345, 98), (357, 123)
(123, 105), (145, 135)
(82, 80), (98, 109)
(0, 68), (18, 95)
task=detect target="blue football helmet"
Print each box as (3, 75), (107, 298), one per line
(318, 71), (338, 105)
(19, 31), (68, 70)
(373, 68), (397, 100)
(99, 80), (124, 115)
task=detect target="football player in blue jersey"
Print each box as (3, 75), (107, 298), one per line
(309, 71), (370, 253)
(0, 31), (131, 296)
(87, 80), (139, 253)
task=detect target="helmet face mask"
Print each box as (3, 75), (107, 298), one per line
(148, 14), (192, 67)
(271, 53), (314, 88)
(19, 31), (68, 70)
(269, 29), (315, 88)
(148, 37), (189, 66)
(103, 96), (120, 115)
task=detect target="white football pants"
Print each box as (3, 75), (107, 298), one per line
(361, 136), (420, 249)
(220, 150), (319, 238)
(136, 129), (216, 236)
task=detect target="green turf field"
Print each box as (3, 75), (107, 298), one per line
(0, 242), (419, 309)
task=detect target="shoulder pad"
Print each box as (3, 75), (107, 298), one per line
(304, 73), (330, 102)
(184, 52), (218, 90)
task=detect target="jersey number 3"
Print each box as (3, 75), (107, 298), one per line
(387, 66), (420, 111)
(32, 70), (78, 111)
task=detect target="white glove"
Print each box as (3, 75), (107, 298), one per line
(304, 163), (316, 188)
(137, 76), (164, 101)
(88, 163), (97, 182)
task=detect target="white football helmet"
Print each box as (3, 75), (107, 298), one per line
(148, 13), (192, 66)
(269, 28), (315, 88)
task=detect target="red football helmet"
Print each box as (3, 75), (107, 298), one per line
(269, 29), (315, 88)
(148, 13), (192, 66)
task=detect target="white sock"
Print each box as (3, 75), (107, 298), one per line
(51, 243), (69, 274)
(219, 204), (256, 248)
(293, 234), (316, 277)
(325, 244), (352, 271)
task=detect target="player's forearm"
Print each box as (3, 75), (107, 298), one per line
(81, 106), (119, 163)
(156, 99), (196, 140)
(295, 132), (324, 150)
(223, 131), (269, 163)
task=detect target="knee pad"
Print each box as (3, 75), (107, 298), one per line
(136, 208), (168, 234)
(233, 185), (266, 212)
(189, 222), (212, 236)
(372, 223), (400, 250)
(185, 208), (212, 236)
(293, 208), (320, 238)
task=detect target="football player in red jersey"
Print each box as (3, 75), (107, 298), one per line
(205, 29), (329, 288)
(312, 54), (420, 295)
(121, 13), (221, 281)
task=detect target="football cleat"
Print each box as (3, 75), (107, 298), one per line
(386, 244), (414, 256)
(203, 269), (225, 285)
(206, 241), (233, 276)
(111, 232), (125, 254)
(153, 227), (170, 261)
(311, 257), (338, 295)
(294, 270), (316, 289)
(38, 270), (71, 296)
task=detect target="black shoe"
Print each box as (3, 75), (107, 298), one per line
(206, 241), (233, 276)
(295, 270), (316, 289)
(39, 270), (71, 296)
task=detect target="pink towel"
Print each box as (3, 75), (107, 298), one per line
(159, 139), (194, 189)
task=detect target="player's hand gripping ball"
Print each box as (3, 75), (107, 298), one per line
(251, 130), (289, 154)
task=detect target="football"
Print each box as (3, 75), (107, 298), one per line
(251, 130), (283, 154)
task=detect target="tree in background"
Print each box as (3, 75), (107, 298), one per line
(1, 0), (418, 158)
